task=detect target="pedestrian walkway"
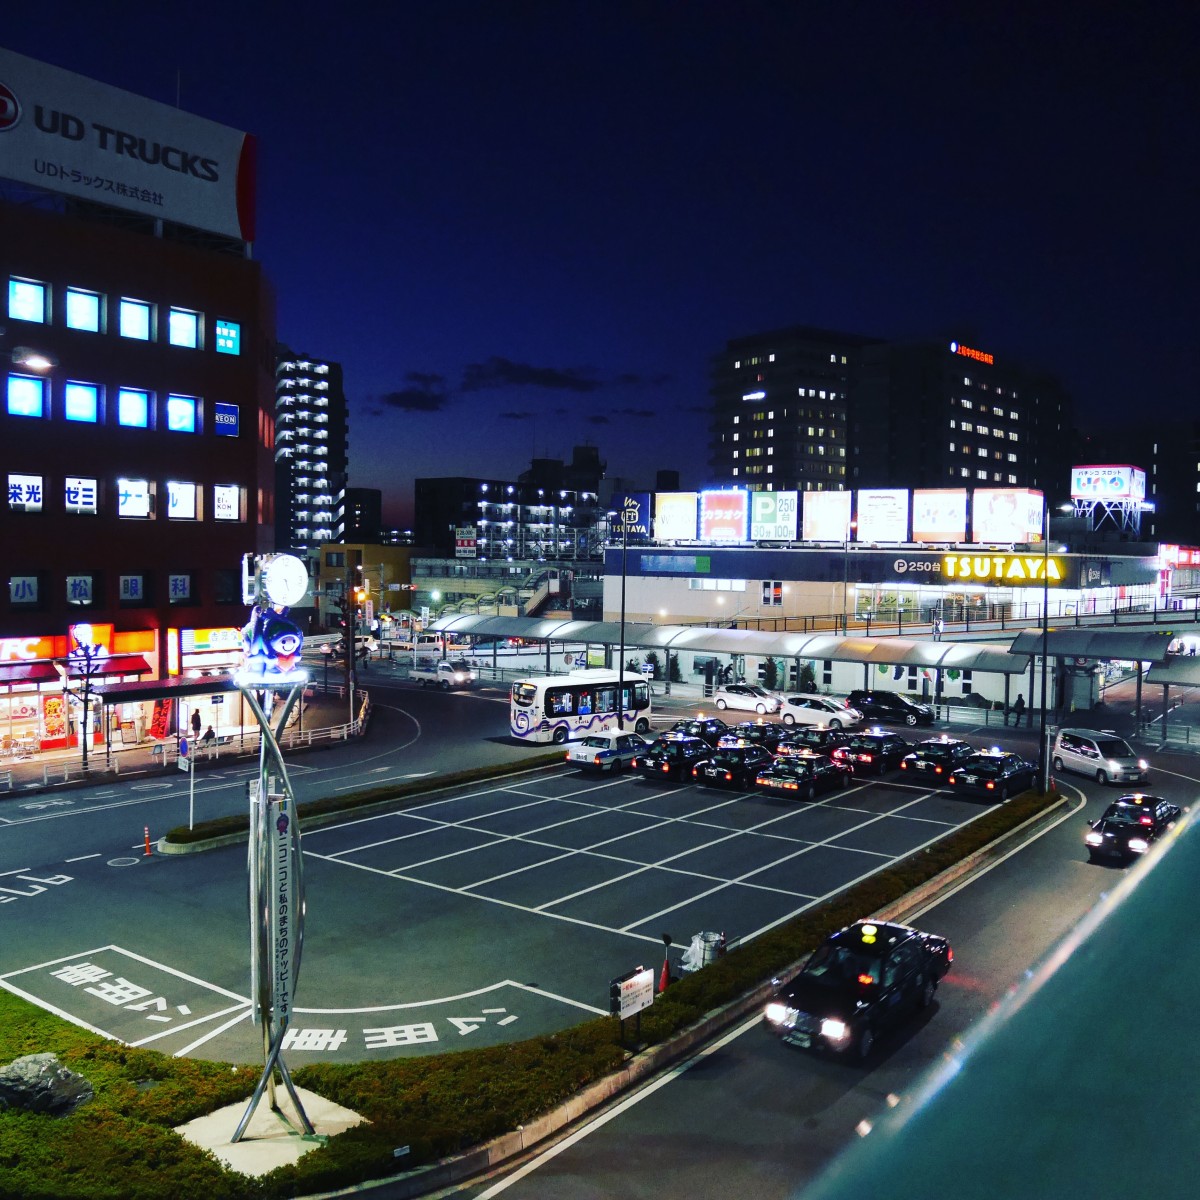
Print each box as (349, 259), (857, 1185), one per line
(0, 688), (363, 798)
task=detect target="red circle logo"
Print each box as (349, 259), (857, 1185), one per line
(0, 82), (21, 131)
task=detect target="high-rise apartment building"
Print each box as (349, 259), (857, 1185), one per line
(711, 327), (1075, 500)
(274, 348), (349, 551)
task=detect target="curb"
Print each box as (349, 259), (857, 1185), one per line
(302, 792), (1072, 1199)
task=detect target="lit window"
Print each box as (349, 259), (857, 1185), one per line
(961, 421), (973, 433)
(64, 476), (98, 515)
(8, 473), (43, 512)
(213, 484), (241, 520)
(215, 319), (241, 354)
(117, 387), (151, 428)
(166, 393), (198, 433)
(7, 374), (45, 417)
(167, 480), (198, 519)
(64, 381), (100, 423)
(117, 478), (153, 518)
(168, 307), (200, 348)
(119, 298), (152, 340)
(8, 278), (46, 323)
(66, 287), (102, 331)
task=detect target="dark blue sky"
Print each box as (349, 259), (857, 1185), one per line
(7, 3), (1197, 524)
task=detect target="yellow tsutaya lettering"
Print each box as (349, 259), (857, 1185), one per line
(944, 555), (959, 578)
(973, 556), (991, 579)
(1006, 558), (1027, 580)
(1046, 558), (1062, 582)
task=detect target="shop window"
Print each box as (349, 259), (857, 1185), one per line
(166, 481), (198, 520)
(66, 574), (99, 607)
(166, 393), (199, 433)
(7, 374), (45, 418)
(63, 381), (100, 423)
(117, 478), (153, 519)
(119, 575), (146, 604)
(9, 575), (40, 607)
(64, 477), (98, 515)
(117, 387), (151, 429)
(167, 307), (200, 348)
(8, 473), (43, 512)
(119, 297), (153, 340)
(168, 573), (193, 604)
(213, 484), (241, 521)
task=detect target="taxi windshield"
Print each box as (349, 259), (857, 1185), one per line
(805, 944), (881, 985)
(581, 736), (610, 749)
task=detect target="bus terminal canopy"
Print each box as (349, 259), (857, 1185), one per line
(1008, 628), (1176, 662)
(429, 615), (1032, 676)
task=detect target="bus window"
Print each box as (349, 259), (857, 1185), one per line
(547, 688), (574, 716)
(596, 685), (616, 714)
(578, 690), (592, 715)
(512, 683), (537, 707)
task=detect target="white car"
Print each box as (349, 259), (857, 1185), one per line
(778, 694), (863, 729)
(712, 683), (782, 715)
(564, 730), (652, 772)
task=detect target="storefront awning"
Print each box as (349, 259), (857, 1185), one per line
(66, 654), (154, 678)
(0, 661), (60, 685)
(96, 674), (238, 706)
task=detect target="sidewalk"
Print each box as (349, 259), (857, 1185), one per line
(0, 689), (357, 798)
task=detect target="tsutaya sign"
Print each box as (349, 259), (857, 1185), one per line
(943, 552), (1065, 586)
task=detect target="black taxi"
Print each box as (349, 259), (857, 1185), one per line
(632, 733), (710, 782)
(900, 737), (975, 779)
(833, 730), (913, 775)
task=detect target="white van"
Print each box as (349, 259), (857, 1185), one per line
(1051, 728), (1149, 786)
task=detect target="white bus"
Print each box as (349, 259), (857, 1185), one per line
(510, 669), (652, 744)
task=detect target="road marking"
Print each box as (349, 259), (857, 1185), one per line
(64, 853), (102, 863)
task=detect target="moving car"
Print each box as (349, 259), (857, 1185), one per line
(900, 737), (975, 779)
(1052, 728), (1149, 786)
(845, 690), (935, 727)
(833, 730), (913, 774)
(712, 683), (783, 715)
(632, 733), (710, 781)
(778, 694), (863, 729)
(719, 721), (789, 753)
(947, 749), (1037, 800)
(1085, 793), (1181, 862)
(692, 744), (776, 788)
(564, 730), (651, 773)
(754, 752), (853, 800)
(669, 716), (731, 746)
(764, 919), (953, 1058)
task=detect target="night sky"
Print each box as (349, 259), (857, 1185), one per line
(6, 3), (1197, 524)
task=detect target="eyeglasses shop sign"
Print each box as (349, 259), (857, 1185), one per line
(887, 552), (1068, 586)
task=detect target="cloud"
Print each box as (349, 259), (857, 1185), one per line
(377, 372), (450, 412)
(614, 372), (674, 388)
(612, 407), (655, 418)
(585, 414), (610, 425)
(498, 410), (536, 421)
(461, 357), (601, 394)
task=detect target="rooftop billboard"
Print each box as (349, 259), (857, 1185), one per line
(971, 488), (1044, 544)
(0, 47), (256, 241)
(654, 491), (698, 541)
(912, 488), (968, 543)
(750, 490), (798, 541)
(801, 490), (852, 542)
(1070, 465), (1146, 501)
(699, 489), (749, 541)
(856, 489), (910, 543)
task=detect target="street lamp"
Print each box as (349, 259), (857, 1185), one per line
(610, 507), (634, 730)
(1039, 501), (1073, 793)
(842, 519), (857, 634)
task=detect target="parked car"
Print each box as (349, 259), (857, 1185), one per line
(846, 690), (935, 727)
(632, 734), (710, 782)
(947, 750), (1037, 800)
(692, 745), (776, 788)
(764, 919), (953, 1058)
(1052, 728), (1149, 786)
(899, 737), (976, 779)
(564, 730), (651, 773)
(777, 726), (856, 757)
(778, 694), (863, 729)
(669, 716), (731, 746)
(833, 730), (914, 774)
(719, 721), (789, 753)
(712, 683), (783, 715)
(754, 752), (853, 800)
(1085, 793), (1181, 862)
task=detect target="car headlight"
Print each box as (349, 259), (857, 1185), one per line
(1085, 831), (1103, 846)
(1137, 760), (1149, 770)
(820, 1017), (850, 1042)
(765, 1002), (791, 1025)
(1128, 838), (1150, 854)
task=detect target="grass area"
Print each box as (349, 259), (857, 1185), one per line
(3, 775), (1062, 1198)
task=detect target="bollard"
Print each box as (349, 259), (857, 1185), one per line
(143, 826), (152, 857)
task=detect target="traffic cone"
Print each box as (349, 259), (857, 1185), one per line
(659, 955), (670, 993)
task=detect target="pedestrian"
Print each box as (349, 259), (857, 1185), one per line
(201, 725), (216, 746)
(1009, 693), (1026, 727)
(934, 617), (944, 641)
(190, 709), (201, 739)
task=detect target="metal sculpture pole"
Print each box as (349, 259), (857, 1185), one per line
(232, 679), (312, 1142)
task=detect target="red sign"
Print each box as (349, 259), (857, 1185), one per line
(950, 340), (994, 365)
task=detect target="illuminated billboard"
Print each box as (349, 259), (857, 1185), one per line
(1070, 465), (1146, 501)
(801, 491), (852, 542)
(856, 489), (910, 543)
(0, 47), (256, 241)
(654, 491), (698, 540)
(750, 490), (798, 541)
(912, 489), (968, 543)
(972, 488), (1044, 544)
(700, 489), (749, 541)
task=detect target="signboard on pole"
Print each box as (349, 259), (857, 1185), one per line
(455, 527), (478, 557)
(609, 965), (655, 1019)
(269, 796), (296, 1028)
(177, 737), (190, 772)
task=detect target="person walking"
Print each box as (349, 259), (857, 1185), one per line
(933, 617), (944, 641)
(190, 709), (201, 739)
(1009, 693), (1026, 727)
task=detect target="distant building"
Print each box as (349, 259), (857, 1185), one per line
(274, 348), (349, 551)
(343, 487), (382, 543)
(710, 326), (1075, 501)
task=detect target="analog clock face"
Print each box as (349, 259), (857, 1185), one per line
(262, 554), (309, 607)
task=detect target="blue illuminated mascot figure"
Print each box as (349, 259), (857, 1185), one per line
(239, 603), (305, 685)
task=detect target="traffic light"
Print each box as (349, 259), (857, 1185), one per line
(328, 589), (348, 631)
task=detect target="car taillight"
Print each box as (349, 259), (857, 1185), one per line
(593, 755), (603, 766)
(935, 765), (943, 774)
(1140, 816), (1153, 825)
(949, 776), (957, 785)
(985, 780), (994, 789)
(756, 775), (768, 785)
(857, 973), (874, 986)
(661, 764), (670, 773)
(724, 772), (732, 781)
(564, 752), (571, 762)
(900, 761), (908, 769)
(861, 754), (873, 763)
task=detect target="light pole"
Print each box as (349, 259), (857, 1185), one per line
(1039, 501), (1072, 793)
(842, 519), (857, 634)
(612, 508), (633, 730)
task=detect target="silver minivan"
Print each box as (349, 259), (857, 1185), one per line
(1051, 728), (1149, 785)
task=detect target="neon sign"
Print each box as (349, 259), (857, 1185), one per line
(942, 553), (1064, 585)
(949, 340), (994, 366)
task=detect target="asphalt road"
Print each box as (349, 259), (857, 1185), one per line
(449, 749), (1200, 1200)
(0, 679), (1032, 1066)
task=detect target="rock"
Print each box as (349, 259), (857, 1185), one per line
(0, 1053), (94, 1115)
